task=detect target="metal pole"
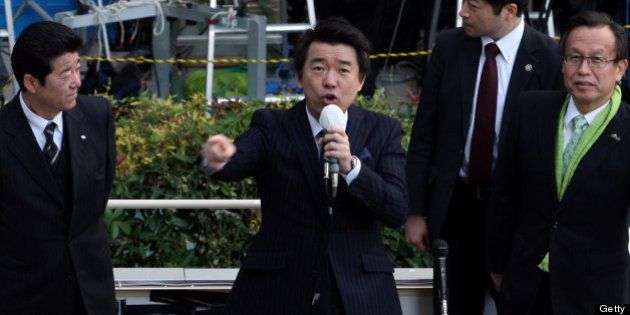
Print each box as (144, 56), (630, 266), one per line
(306, 0), (316, 26)
(205, 0), (217, 105)
(4, 0), (19, 94)
(456, 0), (462, 27)
(97, 0), (112, 59)
(246, 14), (266, 100)
(427, 0), (442, 53)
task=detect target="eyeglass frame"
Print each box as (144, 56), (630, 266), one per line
(563, 54), (622, 69)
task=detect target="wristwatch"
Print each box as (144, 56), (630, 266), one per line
(350, 155), (359, 170)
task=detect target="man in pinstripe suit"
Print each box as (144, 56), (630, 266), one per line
(199, 17), (409, 315)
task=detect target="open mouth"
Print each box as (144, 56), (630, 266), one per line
(323, 94), (338, 105)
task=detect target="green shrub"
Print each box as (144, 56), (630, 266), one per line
(109, 90), (431, 268)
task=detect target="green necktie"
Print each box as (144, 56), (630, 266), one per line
(563, 115), (589, 173)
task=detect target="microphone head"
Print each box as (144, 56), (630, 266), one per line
(433, 239), (449, 257)
(319, 104), (344, 130)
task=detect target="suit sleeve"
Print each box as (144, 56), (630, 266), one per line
(347, 118), (409, 228)
(104, 98), (116, 209)
(487, 93), (525, 273)
(405, 34), (445, 217)
(210, 109), (270, 181)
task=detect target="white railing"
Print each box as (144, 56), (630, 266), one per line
(107, 199), (260, 209)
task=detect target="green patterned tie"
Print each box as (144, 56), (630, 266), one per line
(563, 115), (589, 172)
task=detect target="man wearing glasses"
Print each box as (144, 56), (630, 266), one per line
(488, 11), (630, 314)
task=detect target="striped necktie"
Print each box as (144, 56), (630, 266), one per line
(43, 122), (59, 165)
(563, 115), (588, 173)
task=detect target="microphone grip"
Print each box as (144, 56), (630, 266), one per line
(324, 157), (339, 199)
(437, 256), (448, 315)
(326, 157), (339, 197)
(331, 172), (338, 198)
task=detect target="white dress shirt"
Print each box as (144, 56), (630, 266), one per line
(461, 18), (525, 178)
(19, 92), (64, 152)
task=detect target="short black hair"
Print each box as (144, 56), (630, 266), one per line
(294, 17), (371, 81)
(11, 21), (82, 90)
(486, 0), (528, 16)
(559, 10), (628, 61)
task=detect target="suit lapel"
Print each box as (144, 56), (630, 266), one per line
(560, 103), (629, 206)
(538, 93), (567, 205)
(501, 25), (539, 138)
(460, 37), (482, 140)
(283, 101), (327, 221)
(3, 98), (64, 207)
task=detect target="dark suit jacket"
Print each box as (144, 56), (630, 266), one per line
(406, 25), (564, 239)
(0, 95), (116, 314)
(212, 100), (409, 315)
(489, 90), (630, 314)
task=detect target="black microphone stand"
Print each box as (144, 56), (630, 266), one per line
(311, 159), (337, 314)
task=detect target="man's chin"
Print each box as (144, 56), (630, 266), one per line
(62, 99), (77, 111)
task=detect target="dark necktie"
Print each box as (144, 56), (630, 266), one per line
(469, 43), (500, 185)
(43, 122), (58, 165)
(316, 130), (326, 162)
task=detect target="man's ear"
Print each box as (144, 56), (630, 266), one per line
(502, 3), (518, 20)
(22, 74), (39, 94)
(357, 75), (366, 93)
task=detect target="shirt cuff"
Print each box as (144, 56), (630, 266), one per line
(340, 158), (361, 185)
(199, 157), (226, 176)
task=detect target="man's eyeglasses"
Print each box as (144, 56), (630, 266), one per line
(563, 55), (619, 69)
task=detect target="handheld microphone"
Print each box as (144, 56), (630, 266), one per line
(318, 104), (344, 199)
(433, 239), (449, 315)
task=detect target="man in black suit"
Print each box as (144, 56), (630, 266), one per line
(404, 0), (563, 314)
(199, 17), (408, 315)
(0, 22), (116, 314)
(488, 11), (630, 314)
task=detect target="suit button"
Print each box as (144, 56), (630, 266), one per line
(553, 221), (559, 229)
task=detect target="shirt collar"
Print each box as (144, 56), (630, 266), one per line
(480, 17), (525, 65)
(19, 92), (64, 135)
(565, 96), (609, 128)
(305, 105), (348, 139)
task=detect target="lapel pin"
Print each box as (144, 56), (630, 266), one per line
(80, 135), (87, 140)
(525, 64), (533, 72)
(610, 133), (621, 141)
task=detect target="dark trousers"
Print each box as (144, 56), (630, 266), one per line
(432, 179), (497, 315)
(531, 272), (552, 315)
(71, 280), (87, 315)
(312, 263), (345, 315)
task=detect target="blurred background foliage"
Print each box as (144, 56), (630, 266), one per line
(108, 89), (431, 268)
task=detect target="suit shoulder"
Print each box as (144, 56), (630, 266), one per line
(435, 28), (466, 43)
(0, 97), (18, 117)
(250, 107), (287, 128)
(355, 106), (401, 129)
(519, 89), (565, 100)
(76, 94), (109, 105)
(517, 90), (567, 112)
(76, 94), (112, 114)
(434, 28), (468, 49)
(524, 25), (559, 53)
